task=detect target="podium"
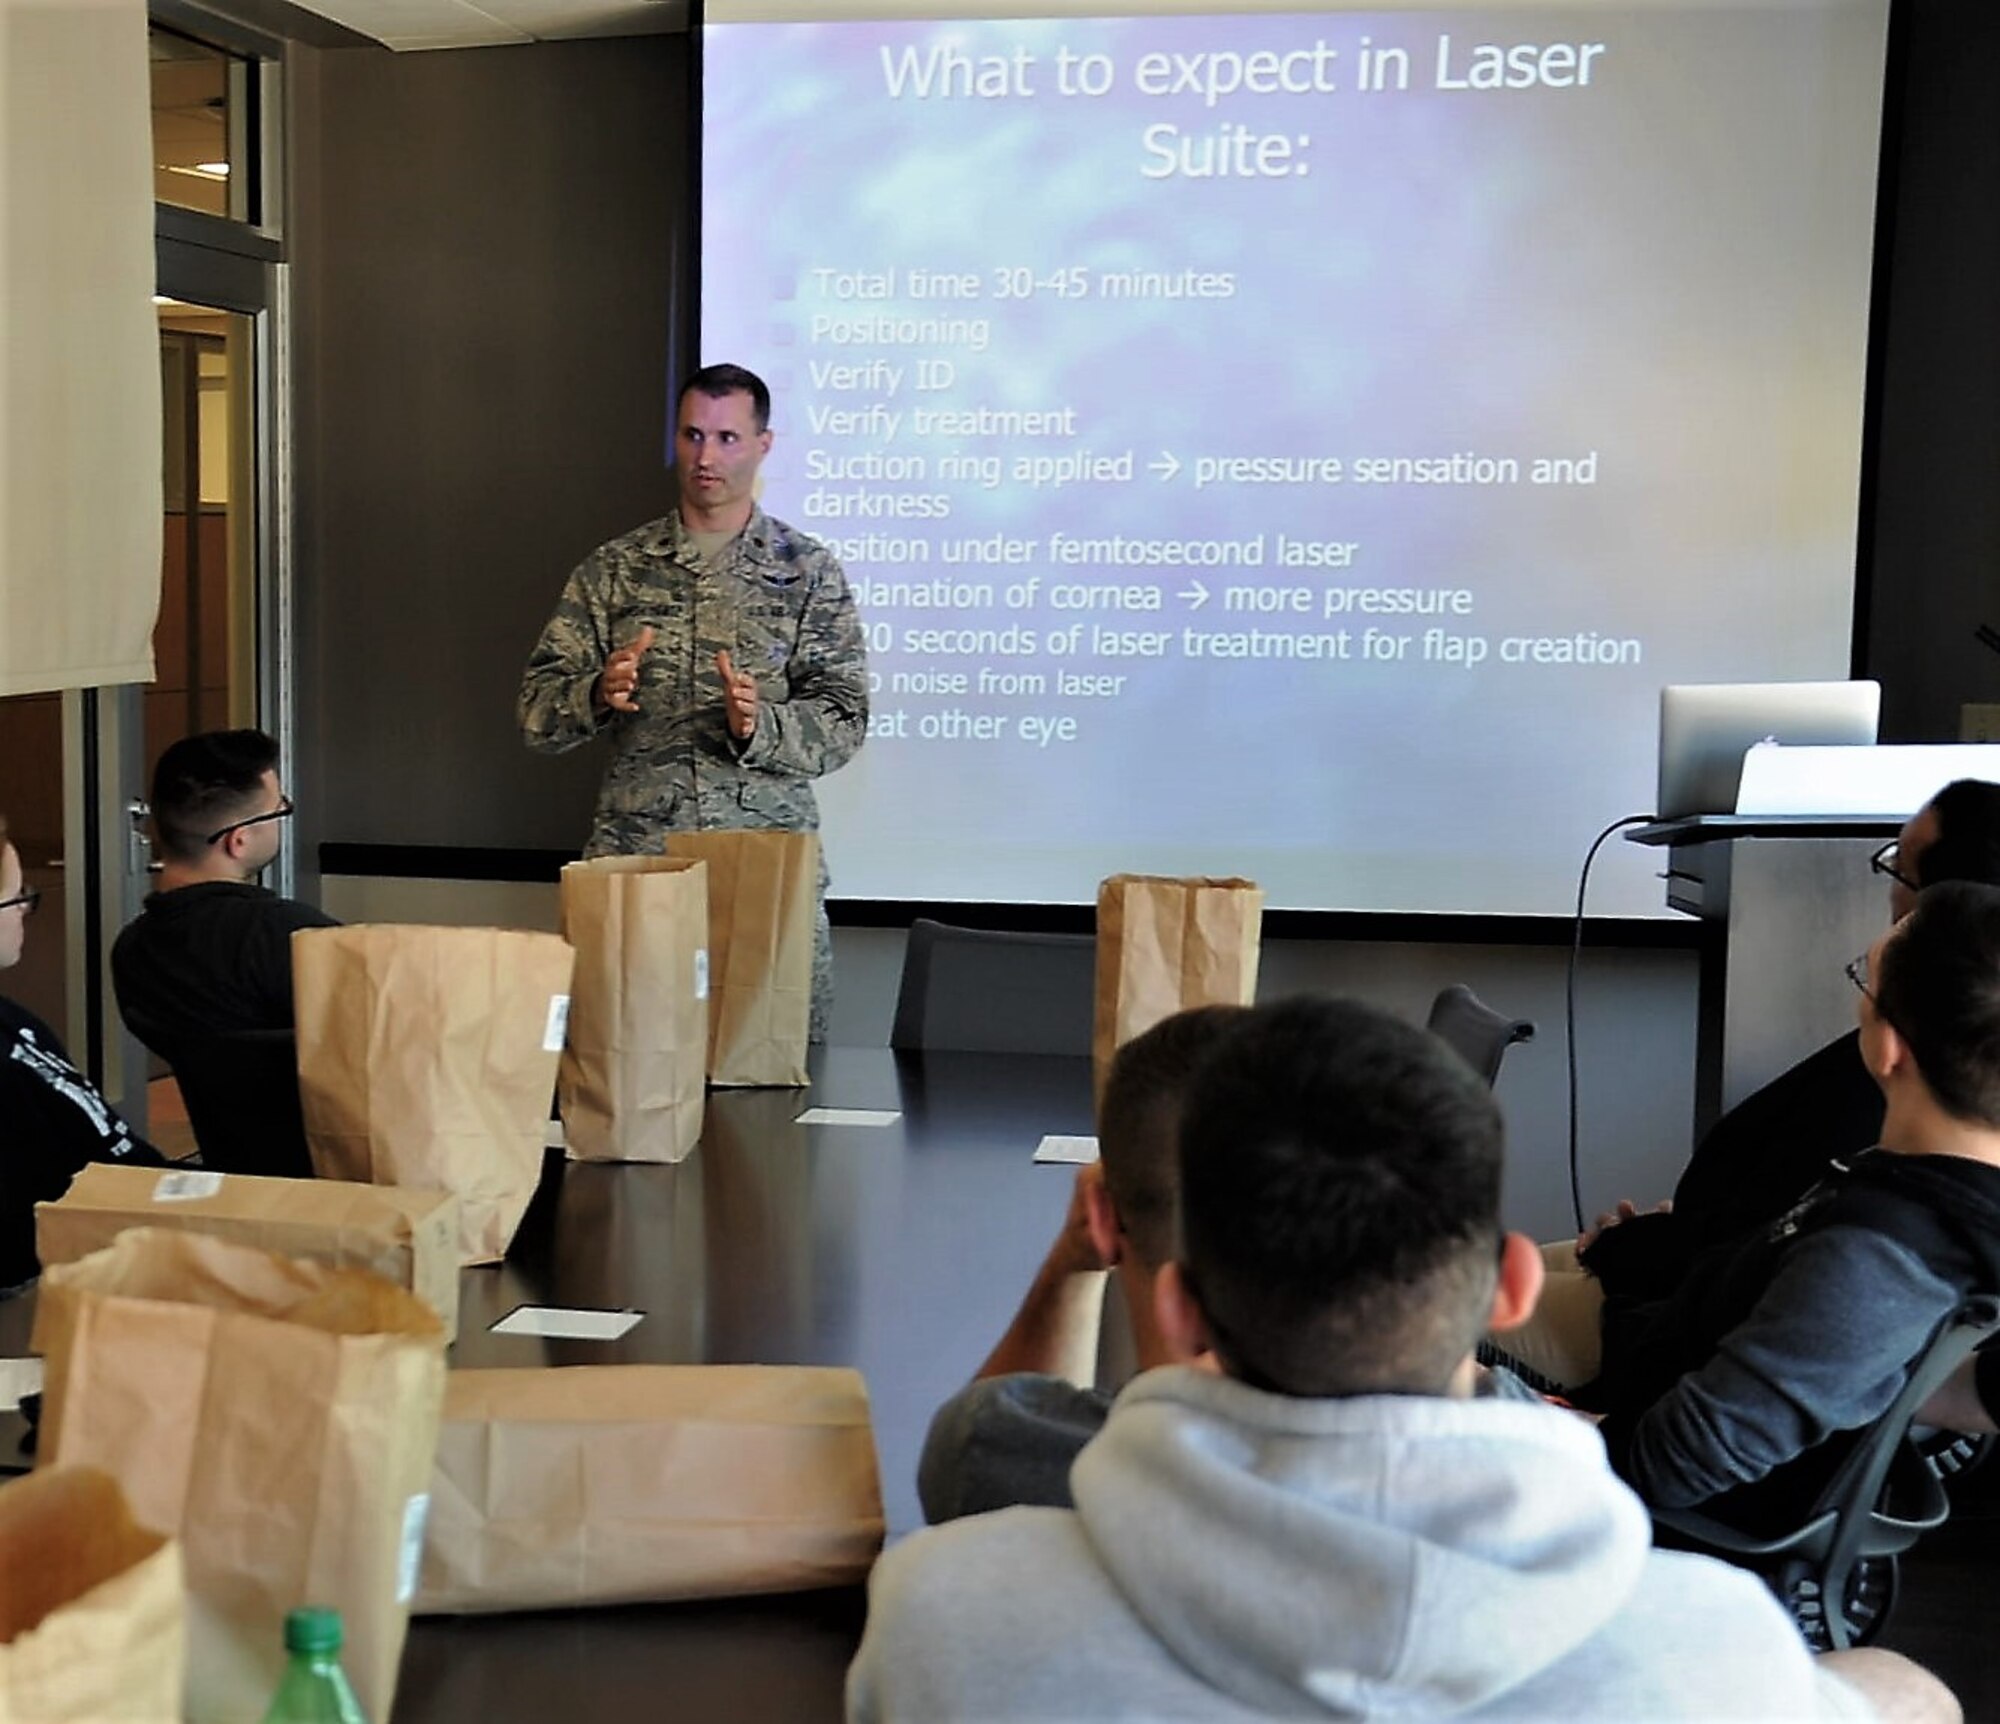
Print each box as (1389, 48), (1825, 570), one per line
(1627, 814), (1895, 1135)
(1626, 741), (2000, 1137)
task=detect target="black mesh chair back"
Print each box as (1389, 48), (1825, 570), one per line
(1652, 1294), (2000, 1651)
(127, 1012), (315, 1181)
(1425, 984), (1535, 1086)
(890, 919), (1096, 1056)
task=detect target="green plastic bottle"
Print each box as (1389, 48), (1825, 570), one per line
(261, 1607), (369, 1724)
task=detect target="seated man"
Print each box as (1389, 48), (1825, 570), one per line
(1, 811), (164, 1293)
(1509, 778), (2000, 1391)
(112, 730), (337, 1176)
(1585, 881), (2000, 1530)
(113, 730), (337, 1042)
(922, 1001), (1543, 1523)
(918, 1005), (1245, 1522)
(850, 996), (1935, 1720)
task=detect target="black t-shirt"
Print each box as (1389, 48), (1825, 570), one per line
(110, 882), (339, 1055)
(0, 995), (165, 1288)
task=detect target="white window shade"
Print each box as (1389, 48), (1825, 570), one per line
(0, 0), (161, 697)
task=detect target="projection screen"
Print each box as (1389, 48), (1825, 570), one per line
(699, 0), (1892, 915)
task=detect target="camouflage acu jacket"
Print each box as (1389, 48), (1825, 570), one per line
(518, 506), (869, 857)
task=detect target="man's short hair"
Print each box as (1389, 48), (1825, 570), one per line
(681, 363), (771, 430)
(1876, 880), (2000, 1129)
(1178, 995), (1505, 1399)
(1919, 779), (2000, 889)
(1098, 1005), (1247, 1268)
(149, 729), (280, 863)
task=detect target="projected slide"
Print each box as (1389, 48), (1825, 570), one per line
(701, 4), (1888, 914)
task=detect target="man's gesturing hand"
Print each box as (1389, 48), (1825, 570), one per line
(717, 649), (758, 740)
(595, 625), (656, 714)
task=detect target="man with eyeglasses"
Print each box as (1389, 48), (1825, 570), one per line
(1503, 781), (2000, 1395)
(110, 729), (339, 1068)
(1, 810), (164, 1292)
(1579, 881), (2000, 1537)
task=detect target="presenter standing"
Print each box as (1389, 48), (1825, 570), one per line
(518, 363), (869, 1039)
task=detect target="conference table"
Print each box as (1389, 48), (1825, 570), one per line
(397, 1045), (1096, 1722)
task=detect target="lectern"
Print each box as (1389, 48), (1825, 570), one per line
(1625, 742), (2000, 1137)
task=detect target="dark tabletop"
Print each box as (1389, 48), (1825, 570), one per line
(401, 1045), (1095, 1722)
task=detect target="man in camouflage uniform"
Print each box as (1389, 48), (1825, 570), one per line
(518, 363), (869, 1040)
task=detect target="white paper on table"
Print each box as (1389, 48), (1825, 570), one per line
(490, 1305), (643, 1341)
(794, 1107), (901, 1127)
(1034, 1134), (1099, 1165)
(0, 1357), (43, 1412)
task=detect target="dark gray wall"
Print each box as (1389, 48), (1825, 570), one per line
(1864, 0), (2000, 737)
(289, 35), (689, 860)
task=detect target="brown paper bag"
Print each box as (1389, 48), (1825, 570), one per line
(31, 1230), (446, 1724)
(416, 1365), (883, 1614)
(36, 1161), (462, 1341)
(0, 1467), (184, 1724)
(664, 830), (818, 1087)
(558, 855), (709, 1163)
(1094, 874), (1264, 1093)
(292, 923), (577, 1263)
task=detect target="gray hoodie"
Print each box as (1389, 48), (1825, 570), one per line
(848, 1367), (1871, 1721)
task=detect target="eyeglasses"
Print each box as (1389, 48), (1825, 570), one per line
(204, 793), (295, 846)
(1870, 840), (1919, 893)
(1846, 948), (1910, 1047)
(0, 886), (39, 917)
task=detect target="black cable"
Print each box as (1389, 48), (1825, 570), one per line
(1567, 815), (1654, 1233)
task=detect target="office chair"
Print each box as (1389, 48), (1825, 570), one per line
(889, 918), (1096, 1056)
(1652, 1294), (2000, 1651)
(1426, 984), (1535, 1086)
(126, 1012), (315, 1180)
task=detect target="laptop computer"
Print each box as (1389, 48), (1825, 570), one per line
(1656, 681), (1880, 818)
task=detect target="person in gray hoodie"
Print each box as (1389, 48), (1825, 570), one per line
(847, 996), (1951, 1722)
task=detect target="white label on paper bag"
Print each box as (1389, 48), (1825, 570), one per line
(543, 994), (571, 1052)
(397, 1493), (431, 1604)
(1034, 1135), (1100, 1165)
(153, 1170), (226, 1202)
(694, 948), (710, 1001)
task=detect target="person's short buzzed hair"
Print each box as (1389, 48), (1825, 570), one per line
(1178, 995), (1506, 1399)
(1919, 780), (2000, 889)
(682, 362), (771, 431)
(149, 729), (280, 863)
(1097, 1005), (1248, 1268)
(1876, 880), (2000, 1130)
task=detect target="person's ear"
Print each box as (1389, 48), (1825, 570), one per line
(1487, 1231), (1545, 1335)
(1153, 1261), (1213, 1364)
(1863, 1010), (1914, 1088)
(1081, 1163), (1122, 1267)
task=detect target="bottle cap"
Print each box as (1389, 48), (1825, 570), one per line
(283, 1608), (343, 1655)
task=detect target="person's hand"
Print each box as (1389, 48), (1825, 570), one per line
(594, 625), (656, 714)
(1048, 1162), (1116, 1279)
(717, 649), (759, 740)
(1577, 1197), (1671, 1256)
